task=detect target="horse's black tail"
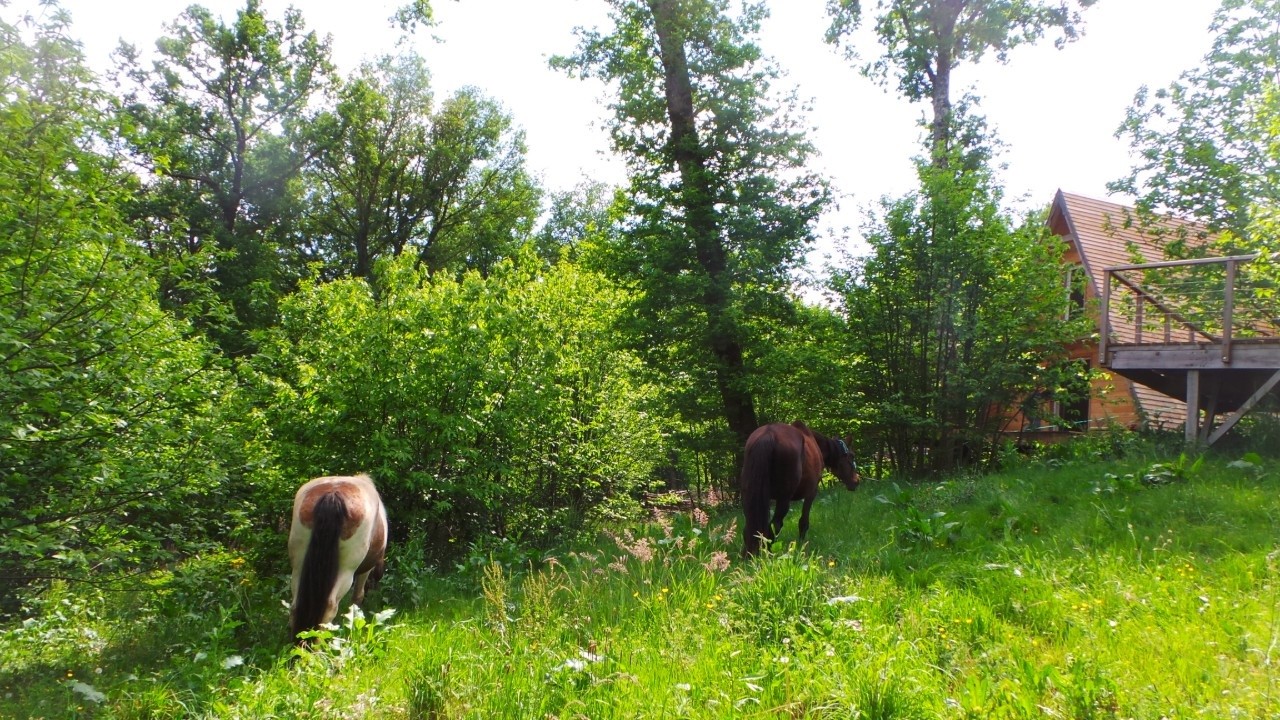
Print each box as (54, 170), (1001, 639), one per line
(741, 433), (775, 557)
(292, 492), (347, 639)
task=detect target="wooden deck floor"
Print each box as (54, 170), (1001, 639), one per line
(1108, 361), (1280, 414)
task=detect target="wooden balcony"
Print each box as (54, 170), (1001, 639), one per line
(1099, 253), (1280, 445)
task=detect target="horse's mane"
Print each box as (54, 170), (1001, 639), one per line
(792, 421), (839, 464)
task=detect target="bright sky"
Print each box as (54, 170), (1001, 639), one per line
(55, 0), (1220, 251)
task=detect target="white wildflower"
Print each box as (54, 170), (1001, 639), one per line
(556, 658), (587, 672)
(69, 681), (105, 704)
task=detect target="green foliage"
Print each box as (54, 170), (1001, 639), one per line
(0, 550), (279, 717)
(304, 53), (437, 279)
(114, 0), (336, 352)
(822, 0), (1099, 480)
(1229, 406), (1280, 455)
(292, 605), (400, 671)
(10, 442), (1280, 718)
(555, 0), (832, 453)
(1140, 452), (1204, 486)
(829, 125), (1088, 477)
(305, 55), (542, 280)
(245, 251), (667, 563)
(1112, 0), (1280, 237)
(747, 301), (863, 434)
(537, 180), (624, 265)
(826, 0), (1097, 100)
(417, 87), (542, 275)
(878, 487), (965, 548)
(826, 0), (1097, 158)
(1034, 426), (1168, 466)
(1089, 452), (1206, 495)
(0, 6), (245, 608)
(391, 0), (437, 36)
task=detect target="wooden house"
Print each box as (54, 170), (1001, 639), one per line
(1003, 190), (1214, 439)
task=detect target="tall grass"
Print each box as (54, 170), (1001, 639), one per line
(3, 438), (1279, 718)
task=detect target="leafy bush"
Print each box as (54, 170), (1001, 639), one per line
(0, 10), (245, 609)
(1031, 427), (1151, 465)
(1224, 404), (1280, 455)
(874, 483), (967, 548)
(244, 252), (670, 566)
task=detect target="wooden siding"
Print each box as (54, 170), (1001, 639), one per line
(1043, 191), (1214, 432)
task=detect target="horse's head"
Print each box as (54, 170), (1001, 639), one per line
(829, 437), (860, 491)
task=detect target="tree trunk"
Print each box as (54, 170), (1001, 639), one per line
(930, 42), (952, 165)
(647, 0), (759, 449)
(929, 0), (963, 167)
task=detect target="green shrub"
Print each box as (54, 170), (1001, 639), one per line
(244, 252), (670, 567)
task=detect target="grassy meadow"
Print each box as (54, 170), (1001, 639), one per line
(3, 435), (1280, 719)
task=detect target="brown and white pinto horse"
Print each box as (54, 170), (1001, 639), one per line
(741, 421), (860, 557)
(288, 474), (388, 641)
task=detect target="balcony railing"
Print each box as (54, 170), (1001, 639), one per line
(1099, 253), (1280, 366)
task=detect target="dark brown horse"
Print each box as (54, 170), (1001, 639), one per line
(288, 474), (388, 641)
(741, 421), (860, 557)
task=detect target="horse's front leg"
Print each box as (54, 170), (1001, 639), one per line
(797, 495), (815, 542)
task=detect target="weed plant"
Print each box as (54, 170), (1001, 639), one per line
(3, 437), (1279, 718)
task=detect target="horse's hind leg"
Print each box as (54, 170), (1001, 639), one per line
(325, 573), (356, 626)
(769, 500), (789, 541)
(797, 496), (815, 542)
(351, 569), (372, 606)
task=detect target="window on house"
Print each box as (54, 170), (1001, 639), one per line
(1064, 265), (1087, 321)
(1058, 359), (1092, 431)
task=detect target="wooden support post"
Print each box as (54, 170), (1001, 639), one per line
(1185, 370), (1200, 445)
(1100, 271), (1111, 365)
(1135, 296), (1144, 345)
(1223, 259), (1236, 364)
(1208, 369), (1280, 445)
(1197, 376), (1219, 445)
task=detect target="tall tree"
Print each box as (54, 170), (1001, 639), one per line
(823, 0), (1098, 474)
(830, 122), (1087, 474)
(305, 54), (434, 279)
(1110, 0), (1280, 238)
(415, 87), (542, 276)
(826, 0), (1096, 164)
(306, 70), (541, 280)
(114, 0), (334, 353)
(555, 0), (830, 452)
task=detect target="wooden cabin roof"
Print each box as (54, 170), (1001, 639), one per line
(1047, 190), (1214, 430)
(1048, 191), (1213, 298)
